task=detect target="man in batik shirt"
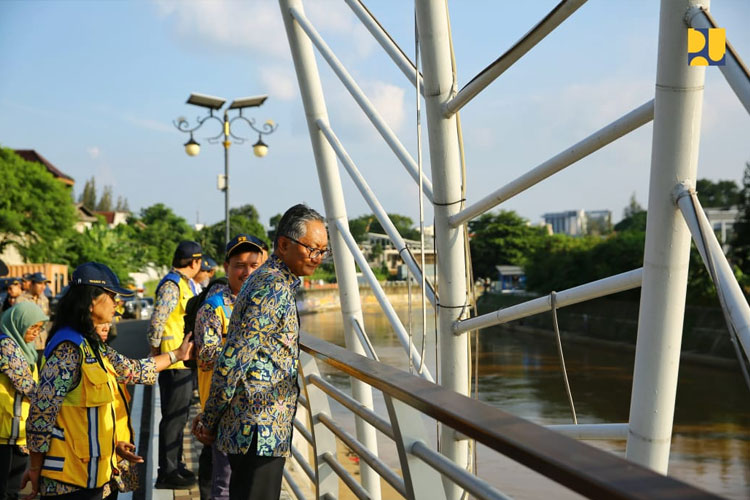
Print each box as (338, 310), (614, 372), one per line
(193, 234), (267, 500)
(194, 204), (329, 500)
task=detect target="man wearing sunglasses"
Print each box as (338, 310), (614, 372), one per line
(194, 204), (329, 500)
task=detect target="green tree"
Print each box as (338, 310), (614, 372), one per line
(202, 204), (269, 260)
(64, 222), (145, 281)
(79, 176), (97, 210)
(614, 193), (647, 233)
(348, 213), (421, 242)
(129, 203), (196, 267)
(0, 147), (76, 262)
(268, 213), (282, 243)
(730, 162), (750, 276)
(115, 196), (130, 212)
(468, 210), (546, 279)
(96, 185), (113, 212)
(696, 178), (740, 209)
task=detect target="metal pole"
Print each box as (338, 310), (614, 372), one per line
(279, 1), (381, 498)
(625, 0), (708, 473)
(687, 6), (750, 114)
(223, 110), (231, 245)
(414, 1), (469, 498)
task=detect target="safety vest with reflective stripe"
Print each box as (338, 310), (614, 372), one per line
(0, 334), (38, 446)
(197, 292), (232, 409)
(156, 272), (194, 370)
(40, 328), (118, 490)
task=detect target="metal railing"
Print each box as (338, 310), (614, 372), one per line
(282, 334), (721, 500)
(278, 0), (750, 494)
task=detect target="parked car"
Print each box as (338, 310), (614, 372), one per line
(123, 296), (154, 320)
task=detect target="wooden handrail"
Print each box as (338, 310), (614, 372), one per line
(300, 333), (721, 500)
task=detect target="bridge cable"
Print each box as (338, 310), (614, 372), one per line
(550, 291), (578, 424)
(687, 191), (750, 393)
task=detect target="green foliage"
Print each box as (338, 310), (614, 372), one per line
(96, 186), (113, 211)
(730, 163), (750, 275)
(0, 147), (76, 262)
(310, 261), (337, 283)
(128, 203), (195, 267)
(79, 176), (97, 210)
(64, 222), (145, 282)
(468, 210), (546, 279)
(268, 213), (282, 244)
(198, 204), (269, 261)
(614, 193), (647, 232)
(348, 213), (421, 242)
(696, 178), (740, 208)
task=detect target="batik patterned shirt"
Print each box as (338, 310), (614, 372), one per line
(0, 337), (36, 397)
(200, 254), (301, 457)
(27, 339), (157, 495)
(194, 283), (232, 369)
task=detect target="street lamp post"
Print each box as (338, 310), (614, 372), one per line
(174, 93), (278, 244)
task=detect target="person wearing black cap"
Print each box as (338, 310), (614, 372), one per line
(1, 277), (23, 314)
(17, 273), (52, 359)
(21, 262), (194, 500)
(193, 234), (267, 500)
(148, 241), (202, 489)
(20, 274), (32, 294)
(193, 257), (218, 294)
(17, 273), (51, 317)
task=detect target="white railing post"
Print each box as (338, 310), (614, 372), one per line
(414, 1), (470, 498)
(299, 352), (338, 499)
(279, 1), (381, 497)
(626, 0), (709, 473)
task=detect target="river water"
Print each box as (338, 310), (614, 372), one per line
(300, 304), (750, 499)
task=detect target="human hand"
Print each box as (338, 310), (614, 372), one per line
(192, 414), (216, 445)
(176, 332), (194, 361)
(21, 468), (40, 500)
(115, 441), (144, 464)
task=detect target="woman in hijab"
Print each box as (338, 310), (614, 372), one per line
(0, 302), (48, 500)
(21, 263), (193, 500)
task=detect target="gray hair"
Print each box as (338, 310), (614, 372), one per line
(275, 204), (325, 247)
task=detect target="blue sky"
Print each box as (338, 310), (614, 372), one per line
(1, 0), (748, 232)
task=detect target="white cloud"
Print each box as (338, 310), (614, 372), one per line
(154, 0), (290, 58)
(366, 81), (406, 132)
(259, 65), (298, 101)
(86, 146), (100, 159)
(123, 114), (174, 133)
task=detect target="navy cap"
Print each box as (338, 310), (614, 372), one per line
(8, 277), (22, 286)
(174, 241), (203, 261)
(225, 234), (267, 261)
(200, 257), (218, 271)
(22, 273), (32, 281)
(30, 272), (51, 284)
(71, 262), (134, 297)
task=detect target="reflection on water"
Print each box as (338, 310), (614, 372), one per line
(301, 305), (750, 499)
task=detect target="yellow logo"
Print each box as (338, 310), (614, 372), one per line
(688, 28), (726, 66)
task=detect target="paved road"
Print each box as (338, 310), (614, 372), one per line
(110, 319), (150, 358)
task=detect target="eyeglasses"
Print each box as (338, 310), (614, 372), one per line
(283, 235), (331, 260)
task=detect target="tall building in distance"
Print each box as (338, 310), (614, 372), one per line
(542, 209), (612, 236)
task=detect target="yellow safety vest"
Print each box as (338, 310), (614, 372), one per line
(0, 337), (38, 446)
(156, 272), (195, 370)
(41, 328), (118, 490)
(113, 384), (133, 445)
(197, 293), (232, 409)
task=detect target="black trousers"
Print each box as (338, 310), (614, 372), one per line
(158, 369), (193, 476)
(0, 444), (27, 500)
(227, 433), (285, 500)
(43, 487), (103, 500)
(198, 443), (212, 500)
